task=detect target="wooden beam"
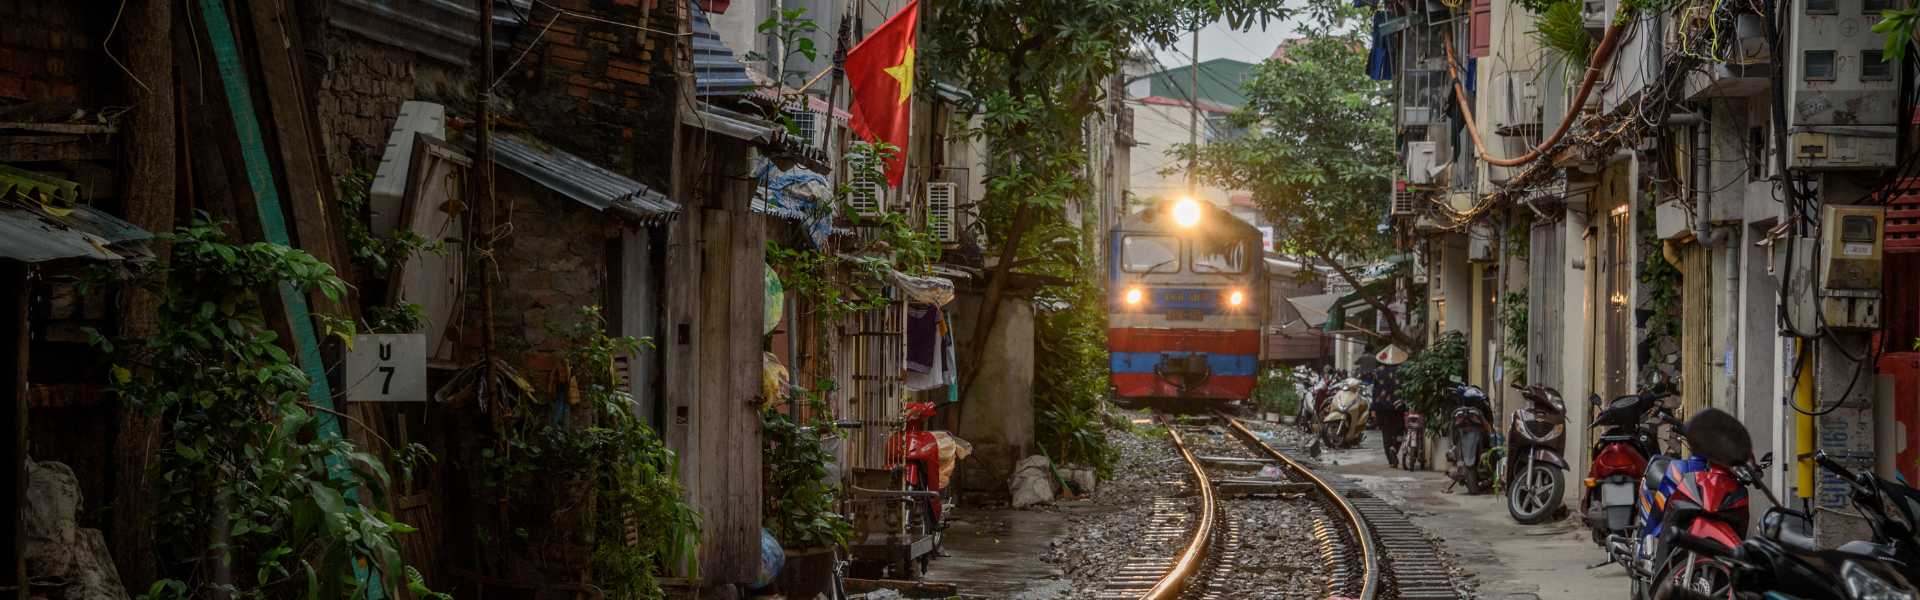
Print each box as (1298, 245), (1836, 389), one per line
(0, 135), (114, 162)
(693, 141), (765, 587)
(5, 262), (25, 596)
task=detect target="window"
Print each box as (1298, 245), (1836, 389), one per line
(1805, 0), (1836, 13)
(1804, 50), (1836, 81)
(1191, 237), (1250, 274)
(1121, 235), (1181, 273)
(1866, 0), (1892, 12)
(1863, 50), (1892, 80)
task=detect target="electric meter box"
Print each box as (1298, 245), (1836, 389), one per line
(1784, 0), (1897, 171)
(1817, 204), (1885, 330)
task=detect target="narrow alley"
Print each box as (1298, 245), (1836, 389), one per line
(7, 0), (1920, 598)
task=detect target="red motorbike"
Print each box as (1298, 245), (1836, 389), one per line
(1582, 388), (1672, 547)
(886, 402), (952, 529)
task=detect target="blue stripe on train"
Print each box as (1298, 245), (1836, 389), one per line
(1109, 352), (1258, 376)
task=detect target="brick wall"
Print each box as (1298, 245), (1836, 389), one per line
(460, 174), (619, 378)
(316, 33), (470, 177)
(0, 1), (103, 107)
(502, 0), (676, 185)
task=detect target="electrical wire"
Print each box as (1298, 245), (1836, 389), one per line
(1441, 16), (1632, 167)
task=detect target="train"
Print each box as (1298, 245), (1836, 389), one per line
(1107, 198), (1268, 405)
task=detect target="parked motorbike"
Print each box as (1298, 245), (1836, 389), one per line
(1445, 384), (1495, 494)
(1400, 408), (1429, 471)
(888, 402), (956, 537)
(1613, 408), (1754, 600)
(1504, 382), (1568, 524)
(1300, 374), (1337, 433)
(1646, 451), (1920, 599)
(1582, 388), (1674, 547)
(1320, 378), (1371, 449)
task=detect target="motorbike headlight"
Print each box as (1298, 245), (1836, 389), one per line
(1844, 561), (1916, 600)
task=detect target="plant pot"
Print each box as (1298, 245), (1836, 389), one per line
(776, 546), (835, 598)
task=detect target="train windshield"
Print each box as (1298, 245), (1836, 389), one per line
(1121, 235), (1180, 273)
(1191, 237), (1249, 274)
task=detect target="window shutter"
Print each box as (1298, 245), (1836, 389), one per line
(926, 182), (958, 242)
(1469, 0), (1493, 57)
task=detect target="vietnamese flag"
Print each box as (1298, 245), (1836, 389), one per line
(845, 0), (919, 188)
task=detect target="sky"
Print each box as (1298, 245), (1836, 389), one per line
(1143, 17), (1306, 72)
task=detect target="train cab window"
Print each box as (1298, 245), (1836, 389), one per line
(1191, 237), (1250, 274)
(1121, 235), (1181, 273)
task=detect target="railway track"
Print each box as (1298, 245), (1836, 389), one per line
(1099, 412), (1458, 600)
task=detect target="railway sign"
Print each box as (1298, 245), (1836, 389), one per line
(343, 333), (427, 402)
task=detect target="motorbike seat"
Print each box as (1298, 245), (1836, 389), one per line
(1643, 456), (1672, 494)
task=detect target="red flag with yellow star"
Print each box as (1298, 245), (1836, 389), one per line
(845, 0), (918, 187)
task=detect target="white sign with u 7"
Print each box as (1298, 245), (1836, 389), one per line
(344, 333), (427, 402)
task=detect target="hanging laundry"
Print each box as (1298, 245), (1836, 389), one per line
(907, 303), (937, 373)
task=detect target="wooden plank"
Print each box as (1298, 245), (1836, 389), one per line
(6, 263), (25, 593)
(0, 135), (114, 162)
(0, 122), (118, 135)
(238, 0), (349, 317)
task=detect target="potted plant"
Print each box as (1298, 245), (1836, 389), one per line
(762, 408), (853, 597)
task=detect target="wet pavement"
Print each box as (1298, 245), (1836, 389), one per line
(1314, 430), (1632, 600)
(922, 507), (1077, 599)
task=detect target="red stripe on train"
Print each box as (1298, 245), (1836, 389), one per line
(1108, 328), (1261, 354)
(1111, 373), (1256, 400)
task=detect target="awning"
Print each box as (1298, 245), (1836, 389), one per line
(1, 165), (152, 263)
(491, 134), (680, 224)
(689, 0), (754, 97)
(685, 101), (778, 142)
(1286, 292), (1342, 328)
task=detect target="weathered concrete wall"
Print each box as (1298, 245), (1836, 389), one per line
(949, 293), (1036, 499)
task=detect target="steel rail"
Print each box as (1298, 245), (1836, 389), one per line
(1141, 422), (1217, 600)
(1218, 413), (1380, 600)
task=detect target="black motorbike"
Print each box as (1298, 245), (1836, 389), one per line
(1445, 384), (1495, 495)
(1504, 382), (1568, 524)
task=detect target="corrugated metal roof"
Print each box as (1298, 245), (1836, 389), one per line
(0, 203), (152, 263)
(491, 134), (680, 223)
(331, 0), (528, 67)
(690, 0), (756, 97)
(685, 101), (777, 141)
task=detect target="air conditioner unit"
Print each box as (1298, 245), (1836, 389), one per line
(1390, 186), (1417, 217)
(1405, 141), (1439, 185)
(926, 181), (958, 243)
(845, 154), (887, 216)
(1402, 106), (1436, 126)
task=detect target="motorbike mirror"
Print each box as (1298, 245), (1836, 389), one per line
(1757, 452), (1774, 470)
(1588, 394), (1603, 407)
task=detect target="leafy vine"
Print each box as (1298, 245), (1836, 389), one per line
(95, 220), (428, 600)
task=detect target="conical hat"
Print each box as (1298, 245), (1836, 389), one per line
(1375, 345), (1410, 365)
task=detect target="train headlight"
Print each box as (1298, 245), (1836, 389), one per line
(1172, 197), (1202, 228)
(1228, 289), (1245, 307)
(1125, 287), (1144, 306)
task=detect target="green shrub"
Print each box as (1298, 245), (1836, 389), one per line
(1399, 331), (1469, 429)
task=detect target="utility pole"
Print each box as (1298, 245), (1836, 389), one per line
(1186, 23), (1199, 196)
(476, 0), (496, 366)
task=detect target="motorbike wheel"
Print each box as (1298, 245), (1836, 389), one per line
(1322, 420), (1346, 448)
(1649, 550), (1735, 600)
(1507, 463), (1565, 524)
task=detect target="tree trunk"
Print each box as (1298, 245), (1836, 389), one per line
(962, 201), (1031, 396)
(111, 0), (176, 587)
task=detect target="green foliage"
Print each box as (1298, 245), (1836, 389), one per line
(1033, 281), (1116, 477)
(336, 170), (444, 276)
(98, 220), (425, 599)
(1399, 331), (1469, 427)
(1254, 366), (1302, 416)
(761, 409), (854, 549)
(1533, 0), (1596, 76)
(745, 7), (821, 86)
(1499, 292), (1528, 386)
(1638, 221), (1681, 342)
(1874, 9), (1918, 60)
(477, 307), (697, 599)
